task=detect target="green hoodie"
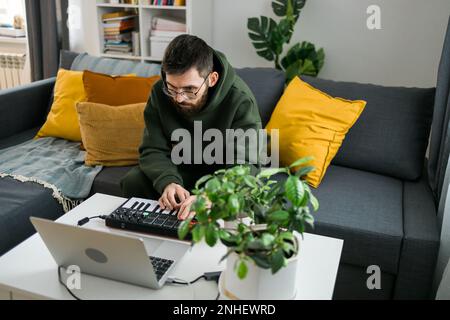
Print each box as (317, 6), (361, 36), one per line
(139, 51), (262, 194)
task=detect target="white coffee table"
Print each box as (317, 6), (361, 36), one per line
(0, 193), (343, 300)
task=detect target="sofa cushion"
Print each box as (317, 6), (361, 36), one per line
(235, 68), (285, 128)
(275, 164), (404, 274)
(70, 52), (161, 77)
(301, 76), (435, 181)
(266, 77), (366, 187)
(90, 166), (134, 197)
(0, 127), (40, 150)
(0, 177), (64, 256)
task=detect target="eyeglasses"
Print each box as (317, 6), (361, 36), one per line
(163, 73), (211, 100)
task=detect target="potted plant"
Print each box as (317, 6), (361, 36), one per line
(178, 157), (319, 300)
(247, 0), (325, 83)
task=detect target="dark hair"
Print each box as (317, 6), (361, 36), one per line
(162, 35), (214, 78)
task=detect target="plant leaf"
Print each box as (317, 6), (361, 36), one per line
(285, 175), (305, 207)
(237, 260), (248, 279)
(289, 156), (314, 169)
(295, 165), (316, 178)
(192, 224), (205, 243)
(271, 249), (286, 274)
(268, 210), (290, 221)
(195, 174), (212, 189)
(177, 218), (192, 240)
(250, 254), (272, 269)
(257, 167), (289, 179)
(205, 223), (219, 247)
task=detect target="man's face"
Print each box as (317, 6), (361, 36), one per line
(165, 68), (216, 116)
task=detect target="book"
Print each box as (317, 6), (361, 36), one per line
(150, 30), (185, 37)
(102, 11), (134, 20)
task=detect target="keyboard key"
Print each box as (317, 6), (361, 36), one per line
(137, 202), (144, 210)
(152, 218), (167, 226)
(131, 202), (139, 209)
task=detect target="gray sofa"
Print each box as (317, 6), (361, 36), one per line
(2, 18), (450, 299)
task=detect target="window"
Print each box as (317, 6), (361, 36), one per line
(0, 0), (25, 26)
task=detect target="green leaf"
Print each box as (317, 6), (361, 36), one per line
(304, 212), (315, 228)
(261, 233), (276, 247)
(309, 192), (319, 211)
(295, 166), (316, 178)
(192, 224), (205, 243)
(300, 59), (317, 76)
(289, 156), (314, 169)
(227, 194), (240, 214)
(272, 0), (305, 20)
(257, 167), (289, 179)
(250, 254), (272, 269)
(205, 178), (221, 194)
(285, 175), (305, 207)
(271, 249), (286, 274)
(237, 260), (248, 279)
(247, 16), (277, 62)
(195, 174), (212, 189)
(177, 218), (192, 240)
(205, 223), (219, 247)
(268, 210), (290, 221)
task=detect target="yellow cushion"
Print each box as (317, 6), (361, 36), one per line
(36, 69), (86, 142)
(83, 70), (160, 106)
(266, 77), (366, 187)
(76, 102), (146, 167)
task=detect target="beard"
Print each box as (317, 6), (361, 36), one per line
(172, 89), (209, 117)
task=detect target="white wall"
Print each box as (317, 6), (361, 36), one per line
(213, 0), (450, 87)
(71, 0), (450, 88)
(68, 0), (99, 55)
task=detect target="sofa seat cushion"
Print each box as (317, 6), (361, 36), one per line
(0, 177), (64, 256)
(275, 165), (404, 274)
(90, 166), (134, 197)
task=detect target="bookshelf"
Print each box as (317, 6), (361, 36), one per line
(95, 0), (213, 63)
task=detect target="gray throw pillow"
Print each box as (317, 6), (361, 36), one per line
(301, 76), (435, 181)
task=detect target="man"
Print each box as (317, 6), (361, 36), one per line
(121, 35), (261, 220)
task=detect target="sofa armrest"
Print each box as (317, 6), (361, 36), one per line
(0, 78), (56, 140)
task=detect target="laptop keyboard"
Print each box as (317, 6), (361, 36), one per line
(149, 256), (174, 281)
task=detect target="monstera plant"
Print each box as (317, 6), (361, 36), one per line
(248, 0), (325, 83)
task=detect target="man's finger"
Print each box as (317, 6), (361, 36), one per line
(177, 189), (187, 203)
(166, 190), (177, 210)
(159, 196), (166, 210)
(187, 211), (196, 220)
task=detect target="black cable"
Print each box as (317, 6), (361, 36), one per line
(77, 215), (106, 226)
(169, 274), (206, 285)
(58, 266), (82, 301)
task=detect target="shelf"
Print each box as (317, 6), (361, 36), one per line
(95, 0), (213, 64)
(101, 53), (143, 60)
(97, 3), (139, 9)
(141, 5), (186, 10)
(0, 36), (27, 45)
(143, 56), (163, 61)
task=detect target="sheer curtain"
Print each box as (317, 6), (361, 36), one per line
(25, 0), (69, 81)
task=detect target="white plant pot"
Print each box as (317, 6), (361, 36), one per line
(220, 232), (301, 300)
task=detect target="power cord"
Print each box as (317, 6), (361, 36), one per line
(167, 271), (222, 285)
(77, 215), (107, 226)
(58, 268), (222, 301)
(58, 266), (82, 300)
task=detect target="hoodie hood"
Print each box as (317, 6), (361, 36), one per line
(205, 50), (236, 112)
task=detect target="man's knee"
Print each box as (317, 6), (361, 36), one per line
(120, 167), (159, 199)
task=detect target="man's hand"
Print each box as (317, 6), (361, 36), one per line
(159, 183), (190, 211)
(178, 196), (197, 221)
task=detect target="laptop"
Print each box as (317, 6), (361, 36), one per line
(30, 217), (190, 289)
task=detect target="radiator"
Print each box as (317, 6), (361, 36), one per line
(0, 53), (27, 90)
